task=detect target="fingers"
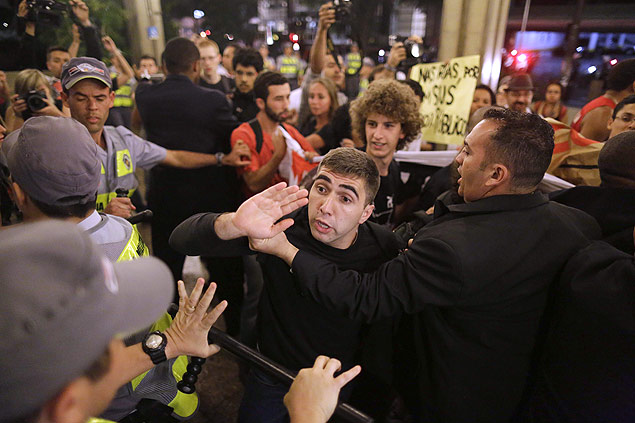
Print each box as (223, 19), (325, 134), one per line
(313, 355), (329, 369)
(206, 343), (221, 357)
(271, 218), (295, 235)
(203, 299), (227, 328)
(335, 365), (361, 389)
(196, 281), (217, 314)
(177, 280), (188, 306)
(279, 197), (309, 216)
(187, 277), (205, 308)
(324, 357), (342, 375)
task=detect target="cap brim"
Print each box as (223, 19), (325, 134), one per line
(65, 75), (112, 90)
(2, 130), (19, 156)
(108, 256), (175, 337)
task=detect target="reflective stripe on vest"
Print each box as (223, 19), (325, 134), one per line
(116, 233), (198, 418)
(117, 225), (149, 261)
(130, 313), (199, 418)
(113, 83), (134, 108)
(346, 53), (361, 75)
(280, 57), (299, 77)
(87, 418), (117, 423)
(96, 127), (139, 212)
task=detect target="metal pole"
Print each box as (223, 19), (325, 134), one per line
(518, 0), (531, 49)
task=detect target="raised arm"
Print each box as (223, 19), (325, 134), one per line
(251, 230), (462, 322)
(170, 183), (308, 256)
(162, 140), (251, 168)
(114, 279), (226, 386)
(309, 3), (336, 74)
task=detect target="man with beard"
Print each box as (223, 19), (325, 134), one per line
(504, 73), (535, 113)
(231, 71), (316, 197)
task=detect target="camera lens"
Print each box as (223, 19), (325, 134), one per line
(27, 94), (47, 112)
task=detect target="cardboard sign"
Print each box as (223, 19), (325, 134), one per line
(410, 55), (480, 145)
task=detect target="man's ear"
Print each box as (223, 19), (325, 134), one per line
(61, 91), (69, 109)
(255, 97), (265, 111)
(108, 89), (115, 109)
(358, 203), (374, 225)
(485, 163), (510, 187)
(42, 378), (91, 423)
(607, 116), (614, 132)
(11, 182), (26, 210)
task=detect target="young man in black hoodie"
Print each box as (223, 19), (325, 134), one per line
(170, 147), (403, 422)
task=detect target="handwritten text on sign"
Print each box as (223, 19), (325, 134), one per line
(410, 55), (480, 145)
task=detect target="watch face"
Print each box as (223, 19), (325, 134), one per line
(146, 333), (163, 349)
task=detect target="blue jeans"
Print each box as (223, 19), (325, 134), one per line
(238, 369), (290, 423)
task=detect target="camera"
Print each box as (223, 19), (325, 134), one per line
(332, 0), (352, 21)
(25, 0), (69, 26)
(388, 35), (431, 69)
(18, 90), (48, 120)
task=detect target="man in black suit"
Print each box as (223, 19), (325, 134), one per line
(243, 109), (601, 423)
(135, 38), (248, 304)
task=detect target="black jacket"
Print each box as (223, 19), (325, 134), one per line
(169, 206), (404, 372)
(136, 74), (240, 213)
(290, 192), (601, 423)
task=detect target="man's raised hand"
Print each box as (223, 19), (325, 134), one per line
(232, 182), (308, 239)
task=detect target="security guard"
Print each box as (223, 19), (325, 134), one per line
(59, 57), (250, 219)
(277, 42), (301, 89)
(3, 115), (198, 421)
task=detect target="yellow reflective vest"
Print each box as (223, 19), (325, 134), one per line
(346, 52), (361, 75)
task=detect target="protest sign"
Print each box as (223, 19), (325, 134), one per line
(410, 55), (480, 145)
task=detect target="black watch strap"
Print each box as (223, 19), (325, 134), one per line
(142, 331), (167, 364)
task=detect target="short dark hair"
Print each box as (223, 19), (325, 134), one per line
(482, 108), (554, 189)
(400, 79), (424, 101)
(138, 55), (157, 65)
(254, 71), (289, 102)
(475, 84), (496, 106)
(598, 130), (635, 188)
(46, 46), (68, 61)
(161, 37), (200, 74)
(606, 58), (635, 92)
(233, 48), (264, 73)
(612, 94), (635, 119)
(317, 147), (380, 205)
(30, 194), (97, 219)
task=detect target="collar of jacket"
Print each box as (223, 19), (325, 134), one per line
(434, 191), (548, 219)
(165, 74), (193, 83)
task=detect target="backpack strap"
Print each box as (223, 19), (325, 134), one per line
(248, 118), (264, 153)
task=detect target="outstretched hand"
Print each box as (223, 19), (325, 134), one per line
(164, 279), (227, 359)
(285, 356), (361, 423)
(232, 182), (309, 239)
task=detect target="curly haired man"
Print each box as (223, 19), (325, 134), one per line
(349, 78), (423, 225)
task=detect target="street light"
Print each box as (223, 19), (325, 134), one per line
(193, 10), (205, 19)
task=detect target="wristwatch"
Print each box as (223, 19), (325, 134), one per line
(215, 152), (225, 166)
(142, 331), (167, 364)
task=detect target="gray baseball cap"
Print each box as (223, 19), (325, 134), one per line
(61, 56), (112, 90)
(0, 220), (174, 420)
(5, 116), (101, 206)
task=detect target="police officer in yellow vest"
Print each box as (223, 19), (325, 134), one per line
(2, 116), (222, 422)
(277, 42), (301, 90)
(106, 69), (135, 128)
(0, 217), (230, 423)
(59, 57), (251, 220)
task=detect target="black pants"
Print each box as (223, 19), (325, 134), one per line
(201, 256), (244, 336)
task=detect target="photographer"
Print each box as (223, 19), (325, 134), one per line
(5, 68), (69, 132)
(296, 2), (348, 130)
(16, 0), (102, 71)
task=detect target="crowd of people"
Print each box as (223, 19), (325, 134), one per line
(0, 1), (633, 423)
